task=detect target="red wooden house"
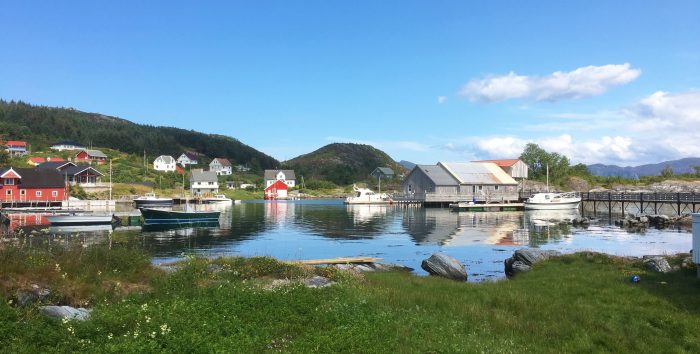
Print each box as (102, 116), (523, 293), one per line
(264, 180), (288, 200)
(75, 149), (108, 164)
(0, 167), (66, 203)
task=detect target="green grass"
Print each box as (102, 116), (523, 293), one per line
(1, 243), (699, 353)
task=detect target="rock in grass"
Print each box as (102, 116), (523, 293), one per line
(39, 306), (91, 321)
(504, 249), (561, 277)
(643, 256), (672, 273)
(304, 276), (335, 288)
(14, 285), (50, 306)
(421, 253), (467, 281)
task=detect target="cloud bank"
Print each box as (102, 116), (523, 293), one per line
(460, 63), (641, 103)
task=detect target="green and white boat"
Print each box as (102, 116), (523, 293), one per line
(139, 207), (221, 226)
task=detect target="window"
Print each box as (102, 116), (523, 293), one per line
(3, 178), (14, 185)
(36, 191), (42, 197)
(478, 186), (483, 191)
(494, 185), (499, 190)
(52, 191), (58, 197)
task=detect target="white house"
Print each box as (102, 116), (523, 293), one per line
(190, 170), (219, 196)
(153, 155), (176, 172)
(264, 170), (296, 188)
(210, 158), (232, 175)
(50, 141), (85, 151)
(177, 152), (199, 167)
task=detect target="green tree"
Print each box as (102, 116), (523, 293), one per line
(519, 143), (573, 183)
(0, 150), (9, 165)
(661, 165), (674, 178)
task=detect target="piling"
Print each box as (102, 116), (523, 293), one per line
(693, 214), (700, 278)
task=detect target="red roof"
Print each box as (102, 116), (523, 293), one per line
(473, 159), (523, 167)
(176, 166), (185, 174)
(6, 140), (27, 147)
(29, 157), (46, 163)
(215, 158), (232, 167)
(264, 180), (289, 192)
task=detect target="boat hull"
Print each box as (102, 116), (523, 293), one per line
(139, 208), (220, 225)
(523, 201), (581, 210)
(47, 215), (114, 225)
(134, 199), (174, 207)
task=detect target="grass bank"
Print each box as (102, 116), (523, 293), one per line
(1, 242), (699, 353)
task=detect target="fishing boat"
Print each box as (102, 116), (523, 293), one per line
(133, 193), (174, 207)
(199, 194), (233, 204)
(344, 185), (392, 205)
(47, 214), (115, 225)
(524, 192), (581, 210)
(139, 207), (221, 225)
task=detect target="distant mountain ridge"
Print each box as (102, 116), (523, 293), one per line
(0, 100), (279, 169)
(398, 160), (416, 170)
(588, 157), (700, 178)
(283, 143), (406, 185)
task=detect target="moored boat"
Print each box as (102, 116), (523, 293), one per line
(139, 207), (221, 225)
(133, 193), (174, 207)
(344, 185), (392, 205)
(200, 194), (233, 204)
(523, 192), (581, 210)
(47, 214), (115, 225)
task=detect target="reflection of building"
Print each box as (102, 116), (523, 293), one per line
(347, 205), (390, 224)
(264, 201), (294, 225)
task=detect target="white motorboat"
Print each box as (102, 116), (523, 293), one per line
(344, 185), (392, 205)
(47, 214), (115, 225)
(524, 192), (581, 210)
(200, 194), (233, 204)
(133, 192), (174, 207)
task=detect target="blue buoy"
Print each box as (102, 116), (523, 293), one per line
(630, 275), (641, 283)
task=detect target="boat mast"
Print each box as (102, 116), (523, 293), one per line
(546, 164), (549, 192)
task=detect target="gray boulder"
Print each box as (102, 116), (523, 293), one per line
(421, 253), (467, 281)
(39, 306), (91, 321)
(643, 256), (672, 273)
(303, 276), (335, 288)
(504, 249), (561, 277)
(14, 285), (50, 306)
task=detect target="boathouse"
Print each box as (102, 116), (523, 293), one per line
(0, 167), (66, 203)
(264, 180), (288, 200)
(400, 162), (519, 205)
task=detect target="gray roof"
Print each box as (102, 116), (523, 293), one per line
(0, 167), (64, 187)
(414, 164), (459, 186)
(439, 162), (517, 185)
(190, 170), (218, 183)
(155, 155), (175, 164)
(63, 165), (104, 177)
(85, 149), (107, 158)
(37, 161), (77, 170)
(264, 169), (296, 180)
(372, 167), (395, 176)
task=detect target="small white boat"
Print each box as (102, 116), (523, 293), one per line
(133, 193), (174, 207)
(344, 185), (392, 205)
(524, 192), (581, 210)
(47, 214), (115, 225)
(200, 194), (233, 204)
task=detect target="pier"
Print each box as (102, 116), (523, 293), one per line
(579, 192), (700, 217)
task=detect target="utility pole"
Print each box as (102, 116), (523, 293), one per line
(109, 159), (112, 201)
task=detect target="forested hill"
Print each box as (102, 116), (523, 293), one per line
(0, 100), (278, 169)
(283, 143), (406, 185)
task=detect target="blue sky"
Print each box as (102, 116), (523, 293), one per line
(1, 1), (699, 166)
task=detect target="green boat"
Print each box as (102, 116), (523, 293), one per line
(139, 208), (221, 226)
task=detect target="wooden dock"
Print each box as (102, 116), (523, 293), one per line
(451, 202), (524, 212)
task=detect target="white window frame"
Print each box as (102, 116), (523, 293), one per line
(4, 178), (14, 185)
(36, 191), (42, 197)
(52, 191), (58, 197)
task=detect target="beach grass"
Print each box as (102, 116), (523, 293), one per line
(1, 242), (699, 353)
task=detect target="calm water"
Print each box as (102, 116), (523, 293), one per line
(4, 200), (693, 281)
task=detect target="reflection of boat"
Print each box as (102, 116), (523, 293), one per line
(524, 192), (581, 210)
(344, 185), (392, 205)
(133, 193), (174, 207)
(47, 214), (115, 225)
(525, 208), (580, 222)
(140, 208), (220, 225)
(48, 224), (114, 234)
(141, 221), (220, 232)
(200, 194), (233, 204)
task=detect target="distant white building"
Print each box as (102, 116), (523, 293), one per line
(235, 164), (251, 172)
(190, 170), (219, 196)
(153, 155), (176, 172)
(50, 141), (85, 151)
(264, 170), (296, 188)
(177, 152), (199, 167)
(210, 158), (232, 175)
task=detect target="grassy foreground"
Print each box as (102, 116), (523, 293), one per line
(1, 242), (700, 353)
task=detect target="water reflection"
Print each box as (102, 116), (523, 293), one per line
(2, 200), (692, 281)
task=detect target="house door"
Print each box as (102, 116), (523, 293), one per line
(20, 189), (26, 201)
(6, 189), (12, 201)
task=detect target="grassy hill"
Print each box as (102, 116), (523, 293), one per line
(0, 99), (278, 170)
(283, 143), (406, 186)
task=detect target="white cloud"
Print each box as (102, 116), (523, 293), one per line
(437, 96), (447, 104)
(459, 63), (641, 103)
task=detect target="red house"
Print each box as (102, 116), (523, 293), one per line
(264, 180), (288, 200)
(75, 149), (108, 164)
(0, 167), (66, 203)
